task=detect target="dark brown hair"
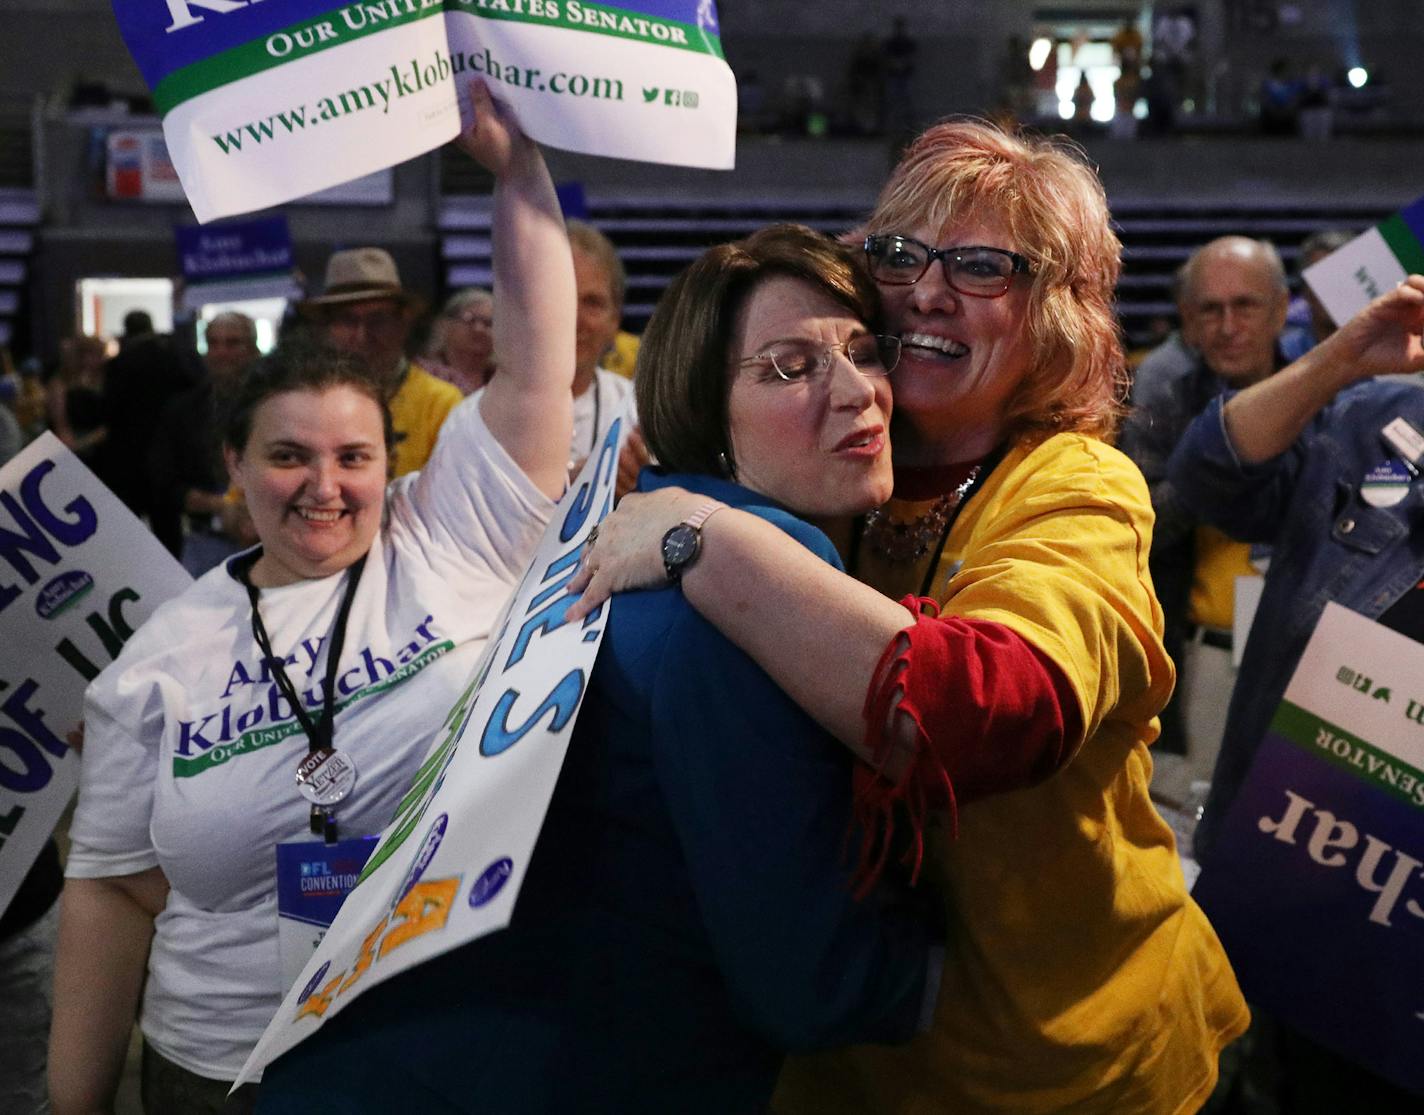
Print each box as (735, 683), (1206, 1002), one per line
(636, 224), (883, 475)
(220, 341), (395, 457)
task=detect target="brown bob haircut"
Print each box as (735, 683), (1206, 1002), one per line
(870, 118), (1127, 441)
(636, 223), (883, 476)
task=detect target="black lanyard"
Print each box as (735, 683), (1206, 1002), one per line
(238, 551), (367, 841)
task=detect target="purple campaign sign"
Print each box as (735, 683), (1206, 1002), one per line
(1195, 727), (1424, 1096)
(175, 214), (292, 283)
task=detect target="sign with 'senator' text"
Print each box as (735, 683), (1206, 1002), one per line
(111, 0), (736, 221)
(236, 415), (624, 1084)
(1195, 603), (1424, 1097)
(0, 435), (191, 915)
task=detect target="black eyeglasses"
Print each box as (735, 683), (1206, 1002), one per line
(736, 334), (901, 383)
(864, 234), (1032, 298)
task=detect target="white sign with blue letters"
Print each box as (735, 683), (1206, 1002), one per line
(0, 434), (191, 914)
(237, 415), (626, 1083)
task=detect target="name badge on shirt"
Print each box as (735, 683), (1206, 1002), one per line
(1361, 459), (1415, 508)
(275, 836), (377, 990)
(1380, 417), (1424, 473)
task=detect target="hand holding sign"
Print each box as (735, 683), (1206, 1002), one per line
(1312, 274), (1424, 392)
(456, 78), (528, 175)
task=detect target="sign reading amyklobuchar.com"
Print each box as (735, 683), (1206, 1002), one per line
(1194, 604), (1424, 1097)
(111, 0), (736, 221)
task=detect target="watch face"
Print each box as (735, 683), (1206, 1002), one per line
(663, 524), (700, 567)
(666, 526), (700, 566)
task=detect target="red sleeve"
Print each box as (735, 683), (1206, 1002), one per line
(851, 596), (1082, 893)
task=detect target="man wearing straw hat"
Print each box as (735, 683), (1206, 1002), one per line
(302, 247), (461, 476)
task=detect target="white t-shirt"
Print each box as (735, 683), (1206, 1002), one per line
(570, 368), (634, 471)
(66, 397), (554, 1081)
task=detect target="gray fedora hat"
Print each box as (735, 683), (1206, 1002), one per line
(300, 247), (425, 314)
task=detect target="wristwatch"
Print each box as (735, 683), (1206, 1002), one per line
(660, 500), (725, 583)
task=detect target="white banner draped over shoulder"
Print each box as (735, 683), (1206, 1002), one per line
(235, 415), (625, 1084)
(111, 0), (736, 222)
(0, 435), (191, 914)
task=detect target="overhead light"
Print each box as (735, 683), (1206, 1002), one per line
(1029, 38), (1053, 71)
(1347, 67), (1368, 88)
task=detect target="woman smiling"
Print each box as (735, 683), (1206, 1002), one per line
(49, 83), (575, 1114)
(574, 120), (1249, 1113)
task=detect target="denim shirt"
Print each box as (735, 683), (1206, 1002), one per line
(1167, 380), (1424, 861)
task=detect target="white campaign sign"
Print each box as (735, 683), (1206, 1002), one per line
(0, 435), (191, 914)
(1283, 601), (1424, 770)
(236, 415), (625, 1084)
(1302, 227), (1408, 330)
(116, 1), (736, 222)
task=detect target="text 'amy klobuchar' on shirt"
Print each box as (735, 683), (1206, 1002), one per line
(571, 118), (1253, 1114)
(256, 225), (944, 1115)
(49, 78), (576, 1114)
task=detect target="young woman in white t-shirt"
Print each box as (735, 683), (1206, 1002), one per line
(48, 82), (574, 1114)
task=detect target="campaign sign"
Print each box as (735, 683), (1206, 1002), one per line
(176, 214), (300, 310)
(1303, 193), (1424, 328)
(110, 0), (735, 222)
(0, 435), (191, 915)
(177, 215), (293, 284)
(1194, 603), (1424, 1096)
(235, 415), (624, 1084)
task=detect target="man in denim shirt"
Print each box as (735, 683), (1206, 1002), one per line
(1120, 237), (1292, 799)
(1167, 273), (1424, 1115)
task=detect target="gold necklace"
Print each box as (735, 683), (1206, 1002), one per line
(863, 466), (981, 563)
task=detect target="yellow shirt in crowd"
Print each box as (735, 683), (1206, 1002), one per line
(1188, 525), (1257, 632)
(388, 361), (462, 477)
(776, 433), (1249, 1115)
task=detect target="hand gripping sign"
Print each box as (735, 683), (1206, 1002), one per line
(1194, 603), (1424, 1097)
(235, 415), (624, 1084)
(0, 435), (191, 915)
(111, 0), (736, 222)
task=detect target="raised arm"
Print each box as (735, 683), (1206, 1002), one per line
(459, 79), (575, 499)
(49, 868), (169, 1115)
(1221, 275), (1424, 464)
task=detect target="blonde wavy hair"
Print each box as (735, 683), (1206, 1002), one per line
(869, 118), (1127, 442)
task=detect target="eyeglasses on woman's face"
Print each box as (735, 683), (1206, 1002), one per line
(864, 234), (1032, 299)
(735, 333), (902, 384)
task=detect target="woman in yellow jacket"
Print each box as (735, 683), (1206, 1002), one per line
(571, 118), (1248, 1113)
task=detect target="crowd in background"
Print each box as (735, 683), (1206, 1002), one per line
(1, 91), (1421, 1114)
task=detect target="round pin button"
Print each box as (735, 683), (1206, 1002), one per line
(1338, 518), (1356, 534)
(295, 747), (358, 807)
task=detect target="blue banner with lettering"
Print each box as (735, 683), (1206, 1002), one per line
(176, 215), (293, 283)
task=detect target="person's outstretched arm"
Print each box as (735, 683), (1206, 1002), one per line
(1221, 275), (1424, 464)
(461, 78), (575, 500)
